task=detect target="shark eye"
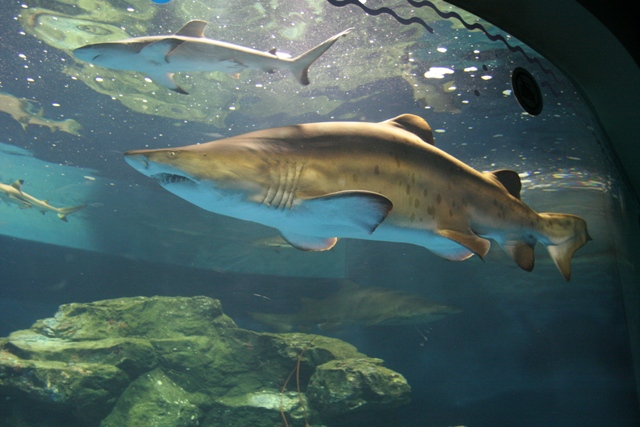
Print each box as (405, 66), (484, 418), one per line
(169, 151), (176, 156)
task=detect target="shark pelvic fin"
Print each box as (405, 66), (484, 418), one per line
(489, 169), (522, 200)
(174, 20), (208, 38)
(435, 228), (491, 260)
(279, 233), (337, 251)
(383, 114), (435, 145)
(502, 241), (536, 271)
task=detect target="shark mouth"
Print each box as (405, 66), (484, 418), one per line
(151, 173), (194, 185)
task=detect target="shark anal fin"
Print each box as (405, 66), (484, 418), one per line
(489, 169), (522, 200)
(503, 241), (535, 272)
(174, 20), (208, 38)
(436, 228), (491, 260)
(280, 232), (337, 251)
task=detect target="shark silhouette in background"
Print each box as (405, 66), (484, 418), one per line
(73, 20), (353, 94)
(124, 114), (591, 280)
(249, 281), (462, 332)
(0, 179), (86, 222)
(0, 92), (82, 136)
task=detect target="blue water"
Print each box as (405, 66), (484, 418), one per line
(1, 1), (639, 426)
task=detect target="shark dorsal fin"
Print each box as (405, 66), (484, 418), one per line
(11, 179), (24, 190)
(268, 48), (278, 56)
(383, 114), (434, 145)
(174, 20), (208, 38)
(489, 170), (522, 200)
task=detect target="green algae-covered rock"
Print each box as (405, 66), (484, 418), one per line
(101, 368), (202, 427)
(0, 348), (129, 424)
(307, 358), (411, 418)
(0, 296), (410, 426)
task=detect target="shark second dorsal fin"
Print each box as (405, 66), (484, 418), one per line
(11, 179), (24, 190)
(383, 114), (434, 145)
(174, 20), (208, 38)
(489, 170), (522, 200)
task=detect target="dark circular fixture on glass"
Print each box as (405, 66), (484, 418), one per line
(511, 67), (543, 115)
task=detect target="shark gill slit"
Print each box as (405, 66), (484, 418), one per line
(284, 162), (304, 210)
(261, 160), (278, 206)
(271, 160), (288, 209)
(263, 160), (304, 210)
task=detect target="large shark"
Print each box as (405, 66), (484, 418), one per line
(73, 20), (352, 94)
(249, 281), (462, 332)
(0, 179), (86, 222)
(124, 114), (591, 280)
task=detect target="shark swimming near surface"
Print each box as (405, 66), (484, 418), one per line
(0, 179), (87, 222)
(73, 20), (353, 94)
(124, 114), (591, 280)
(249, 281), (462, 332)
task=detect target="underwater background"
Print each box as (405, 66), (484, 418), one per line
(1, 0), (639, 426)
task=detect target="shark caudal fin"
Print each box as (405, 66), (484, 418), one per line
(537, 213), (591, 281)
(289, 28), (353, 85)
(56, 204), (87, 222)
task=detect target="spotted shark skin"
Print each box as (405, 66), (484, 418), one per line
(124, 114), (590, 280)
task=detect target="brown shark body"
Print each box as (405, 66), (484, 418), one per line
(124, 114), (590, 280)
(250, 282), (462, 332)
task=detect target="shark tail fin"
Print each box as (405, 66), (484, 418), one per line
(248, 312), (295, 332)
(56, 204), (87, 222)
(289, 28), (353, 85)
(537, 213), (591, 281)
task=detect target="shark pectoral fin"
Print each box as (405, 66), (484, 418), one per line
(502, 241), (536, 272)
(140, 40), (182, 62)
(305, 191), (393, 233)
(279, 232), (338, 251)
(280, 191), (392, 251)
(147, 72), (188, 94)
(436, 229), (491, 261)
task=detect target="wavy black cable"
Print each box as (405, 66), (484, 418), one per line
(326, 0), (559, 84)
(326, 0), (433, 33)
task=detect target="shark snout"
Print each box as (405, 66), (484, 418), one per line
(124, 151), (150, 173)
(73, 45), (95, 62)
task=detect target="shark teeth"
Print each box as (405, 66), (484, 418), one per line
(151, 173), (193, 185)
